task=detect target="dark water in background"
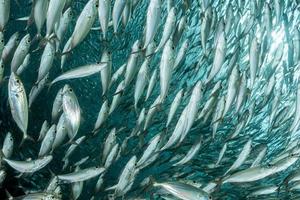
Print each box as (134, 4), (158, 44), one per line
(0, 0), (300, 199)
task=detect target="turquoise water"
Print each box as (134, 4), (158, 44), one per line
(0, 0), (300, 199)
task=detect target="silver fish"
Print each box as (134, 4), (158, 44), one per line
(51, 62), (107, 85)
(8, 73), (30, 145)
(62, 84), (81, 140)
(4, 155), (53, 173)
(0, 0), (10, 31)
(58, 166), (105, 183)
(98, 0), (111, 40)
(11, 34), (31, 73)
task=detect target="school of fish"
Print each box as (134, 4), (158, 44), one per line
(0, 0), (300, 199)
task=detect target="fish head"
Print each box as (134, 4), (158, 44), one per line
(132, 40), (142, 52)
(66, 8), (73, 19)
(9, 73), (23, 92)
(23, 34), (31, 46)
(165, 39), (175, 51)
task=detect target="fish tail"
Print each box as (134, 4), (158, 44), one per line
(31, 34), (43, 47)
(149, 176), (157, 187)
(19, 133), (34, 147)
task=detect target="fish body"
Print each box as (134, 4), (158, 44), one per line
(58, 167), (105, 183)
(4, 155), (53, 173)
(46, 0), (66, 37)
(98, 0), (111, 39)
(69, 0), (97, 50)
(11, 34), (31, 73)
(143, 0), (161, 48)
(8, 73), (29, 144)
(36, 42), (55, 83)
(62, 85), (81, 140)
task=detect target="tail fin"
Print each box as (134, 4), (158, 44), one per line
(19, 133), (34, 148)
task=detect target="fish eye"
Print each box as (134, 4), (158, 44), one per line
(1, 64), (3, 68)
(193, 180), (196, 183)
(69, 88), (73, 92)
(16, 79), (20, 83)
(108, 51), (112, 55)
(26, 38), (31, 44)
(172, 46), (175, 50)
(138, 46), (142, 50)
(1, 39), (3, 43)
(209, 196), (213, 200)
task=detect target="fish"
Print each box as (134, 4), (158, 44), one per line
(0, 31), (4, 56)
(155, 7), (176, 52)
(8, 73), (30, 145)
(0, 59), (4, 83)
(114, 155), (138, 197)
(1, 32), (19, 64)
(112, 0), (127, 33)
(62, 84), (81, 140)
(29, 73), (49, 108)
(145, 68), (157, 101)
(249, 37), (260, 88)
(3, 155), (53, 173)
(51, 62), (108, 85)
(159, 39), (175, 103)
(153, 181), (212, 200)
(46, 0), (66, 37)
(136, 133), (161, 168)
(166, 89), (184, 127)
(100, 50), (112, 95)
(224, 139), (252, 175)
(109, 80), (125, 114)
(247, 185), (279, 197)
(143, 0), (161, 48)
(98, 0), (111, 40)
(102, 128), (117, 163)
(36, 41), (55, 83)
(3, 1), (300, 199)
(173, 137), (202, 166)
(104, 143), (119, 168)
(54, 7), (73, 51)
(93, 100), (109, 134)
(0, 0), (10, 31)
(124, 40), (142, 88)
(134, 58), (149, 110)
(58, 166), (105, 183)
(2, 132), (14, 158)
(174, 39), (189, 70)
(16, 53), (30, 76)
(206, 29), (226, 83)
(6, 192), (61, 200)
(62, 136), (86, 170)
(69, 0), (97, 50)
(51, 88), (63, 123)
(38, 124), (56, 157)
(52, 114), (68, 151)
(71, 167), (84, 200)
(33, 0), (49, 37)
(109, 63), (126, 88)
(38, 120), (50, 142)
(11, 34), (31, 73)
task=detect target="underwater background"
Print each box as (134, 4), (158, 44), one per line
(0, 0), (300, 199)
